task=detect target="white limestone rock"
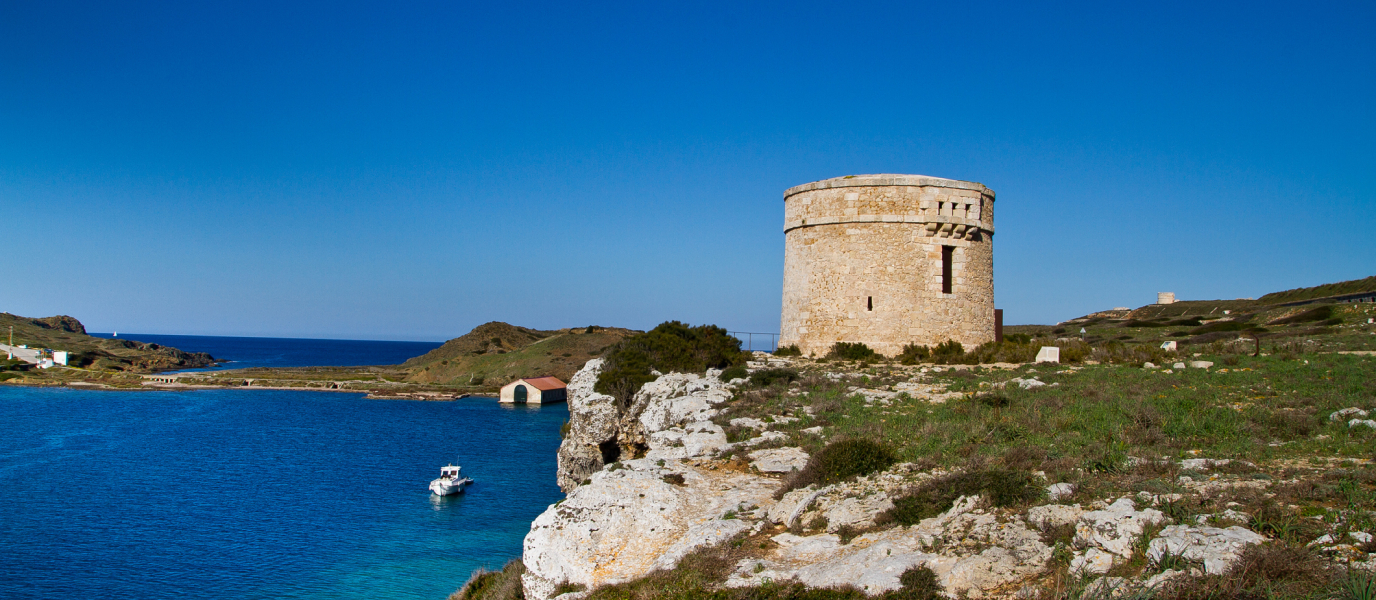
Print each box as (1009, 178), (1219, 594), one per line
(1147, 524), (1268, 575)
(1047, 482), (1076, 501)
(635, 372), (732, 434)
(820, 493), (894, 533)
(1189, 361), (1214, 369)
(1331, 407), (1369, 421)
(731, 417), (768, 429)
(768, 487), (828, 527)
(1027, 504), (1084, 530)
(734, 495), (1051, 597)
(1350, 419), (1376, 430)
(522, 458), (777, 600)
(737, 430), (789, 447)
(748, 447), (810, 473)
(645, 420), (730, 461)
(556, 359), (625, 491)
(1070, 547), (1115, 574)
(1075, 497), (1167, 557)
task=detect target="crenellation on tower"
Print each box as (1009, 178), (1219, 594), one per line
(779, 174), (997, 357)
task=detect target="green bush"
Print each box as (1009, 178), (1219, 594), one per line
(829, 342), (881, 361)
(749, 368), (799, 387)
(1004, 333), (1032, 344)
(718, 365), (748, 382)
(0, 372), (19, 382)
(595, 321), (745, 406)
(931, 340), (965, 364)
(897, 343), (930, 365)
(781, 439), (897, 496)
(773, 344), (802, 357)
(882, 470), (1041, 525)
(895, 566), (942, 600)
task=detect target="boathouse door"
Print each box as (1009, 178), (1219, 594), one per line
(514, 384), (528, 403)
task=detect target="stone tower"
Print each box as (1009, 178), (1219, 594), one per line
(779, 174), (996, 357)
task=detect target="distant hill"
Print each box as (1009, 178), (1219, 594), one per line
(1257, 275), (1376, 305)
(0, 313), (217, 372)
(402, 322), (639, 386)
(1065, 274), (1375, 323)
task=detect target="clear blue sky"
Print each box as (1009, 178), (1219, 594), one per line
(2, 1), (1372, 341)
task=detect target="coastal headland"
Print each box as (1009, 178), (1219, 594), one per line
(454, 277), (1376, 600)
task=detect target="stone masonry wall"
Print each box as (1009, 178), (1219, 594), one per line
(779, 175), (996, 357)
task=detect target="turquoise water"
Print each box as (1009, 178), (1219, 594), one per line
(0, 386), (566, 599)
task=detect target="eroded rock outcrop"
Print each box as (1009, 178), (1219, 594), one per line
(555, 360), (735, 492)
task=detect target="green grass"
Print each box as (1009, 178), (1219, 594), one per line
(762, 352), (1376, 481)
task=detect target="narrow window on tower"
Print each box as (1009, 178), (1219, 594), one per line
(867, 296), (873, 311)
(941, 246), (954, 294)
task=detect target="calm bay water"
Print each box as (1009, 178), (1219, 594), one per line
(1, 336), (565, 600)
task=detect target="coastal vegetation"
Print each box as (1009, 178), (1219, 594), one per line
(404, 321), (638, 386)
(594, 321), (746, 406)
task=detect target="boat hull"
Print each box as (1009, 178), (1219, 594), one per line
(429, 477), (472, 496)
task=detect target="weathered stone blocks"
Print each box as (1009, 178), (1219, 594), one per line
(780, 174), (996, 357)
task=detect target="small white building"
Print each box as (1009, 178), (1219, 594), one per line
(1157, 292), (1176, 305)
(51, 351), (68, 366)
(499, 376), (568, 404)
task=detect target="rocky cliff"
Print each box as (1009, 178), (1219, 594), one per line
(513, 357), (1318, 600)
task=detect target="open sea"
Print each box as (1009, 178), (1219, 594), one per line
(0, 335), (567, 600)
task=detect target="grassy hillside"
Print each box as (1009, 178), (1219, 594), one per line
(1257, 274), (1376, 304)
(0, 312), (217, 372)
(403, 322), (639, 385)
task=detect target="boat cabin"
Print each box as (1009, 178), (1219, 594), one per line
(498, 376), (567, 404)
(439, 465), (462, 479)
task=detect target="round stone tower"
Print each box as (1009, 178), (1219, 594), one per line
(779, 174), (996, 357)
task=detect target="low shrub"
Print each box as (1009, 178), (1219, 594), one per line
(718, 365), (748, 382)
(882, 470), (1042, 525)
(749, 368), (799, 387)
(773, 344), (802, 357)
(1004, 333), (1032, 344)
(897, 343), (930, 365)
(780, 439), (897, 496)
(1188, 320), (1262, 335)
(931, 340), (965, 364)
(829, 342), (881, 362)
(450, 559), (525, 600)
(894, 566), (942, 600)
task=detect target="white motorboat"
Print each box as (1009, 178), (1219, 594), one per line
(429, 464), (473, 496)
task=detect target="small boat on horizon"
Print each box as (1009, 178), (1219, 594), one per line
(429, 464), (473, 496)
